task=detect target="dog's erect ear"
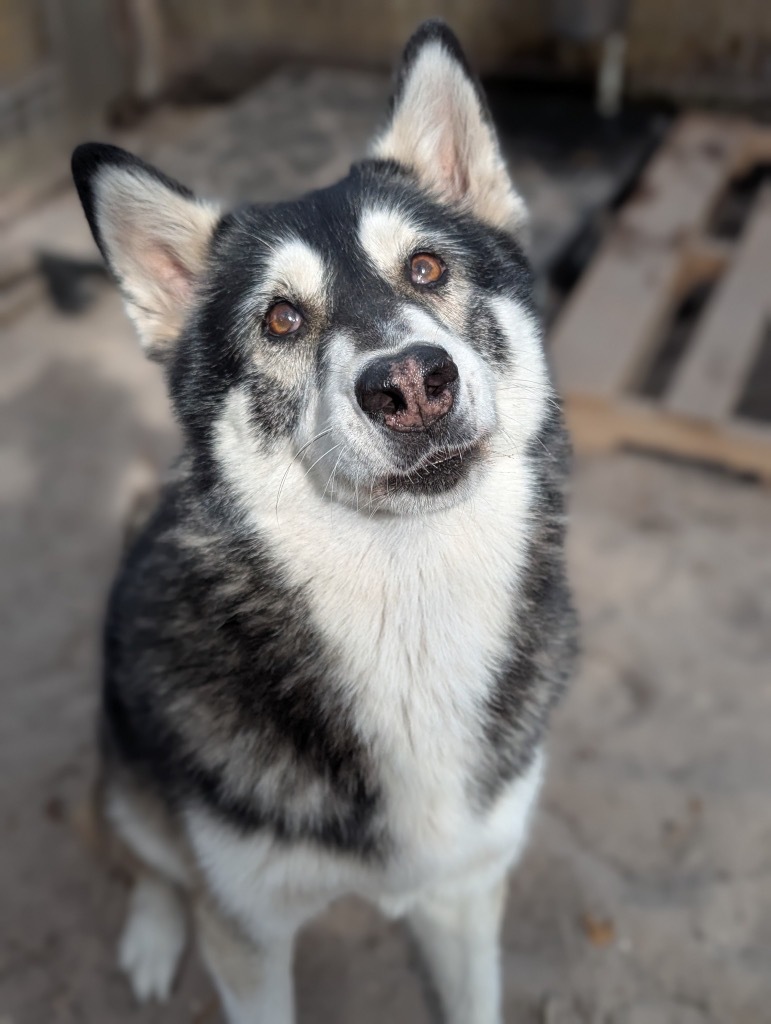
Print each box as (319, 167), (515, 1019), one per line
(71, 143), (220, 360)
(371, 20), (527, 237)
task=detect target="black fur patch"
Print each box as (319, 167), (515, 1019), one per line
(476, 405), (579, 802)
(103, 478), (385, 856)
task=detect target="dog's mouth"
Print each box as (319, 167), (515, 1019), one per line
(375, 439), (487, 498)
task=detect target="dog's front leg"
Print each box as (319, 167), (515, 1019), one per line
(408, 870), (509, 1024)
(196, 899), (296, 1024)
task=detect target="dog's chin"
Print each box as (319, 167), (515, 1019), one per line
(337, 440), (489, 516)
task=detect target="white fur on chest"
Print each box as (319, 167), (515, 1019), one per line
(218, 398), (538, 872)
(186, 750), (544, 943)
(206, 300), (553, 933)
(278, 491), (528, 869)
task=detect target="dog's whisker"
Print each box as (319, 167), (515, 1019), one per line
(331, 445), (354, 510)
(275, 427), (333, 519)
(303, 442), (344, 481)
(323, 445), (348, 505)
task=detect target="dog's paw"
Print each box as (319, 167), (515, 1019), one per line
(118, 878), (187, 1003)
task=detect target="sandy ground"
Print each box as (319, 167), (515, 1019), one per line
(2, 69), (770, 1024)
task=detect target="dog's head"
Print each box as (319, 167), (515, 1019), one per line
(73, 20), (553, 517)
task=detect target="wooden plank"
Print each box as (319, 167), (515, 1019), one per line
(549, 113), (754, 402)
(665, 188), (771, 422)
(566, 395), (771, 482)
(676, 237), (733, 288)
(550, 113), (771, 482)
(549, 233), (730, 402)
(740, 125), (771, 172)
(550, 234), (680, 400)
(617, 114), (749, 244)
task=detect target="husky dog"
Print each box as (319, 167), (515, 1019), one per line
(72, 19), (576, 1024)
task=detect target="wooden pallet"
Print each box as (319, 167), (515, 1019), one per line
(549, 113), (771, 481)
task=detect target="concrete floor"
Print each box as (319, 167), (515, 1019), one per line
(2, 68), (770, 1024)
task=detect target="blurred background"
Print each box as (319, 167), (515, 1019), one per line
(2, 2), (771, 1022)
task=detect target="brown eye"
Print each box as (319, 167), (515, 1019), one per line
(266, 301), (303, 337)
(410, 252), (446, 286)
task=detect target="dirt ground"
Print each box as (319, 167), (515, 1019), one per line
(1, 69), (770, 1024)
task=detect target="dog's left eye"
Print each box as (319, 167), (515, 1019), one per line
(265, 301), (303, 337)
(410, 252), (446, 286)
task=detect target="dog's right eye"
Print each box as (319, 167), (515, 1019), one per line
(410, 252), (446, 287)
(265, 301), (303, 337)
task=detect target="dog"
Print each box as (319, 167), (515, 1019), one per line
(72, 19), (577, 1024)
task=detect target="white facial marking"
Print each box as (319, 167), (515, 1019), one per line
(261, 238), (328, 306)
(358, 207), (421, 281)
(489, 296), (552, 448)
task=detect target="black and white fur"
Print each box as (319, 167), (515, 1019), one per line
(72, 20), (577, 1024)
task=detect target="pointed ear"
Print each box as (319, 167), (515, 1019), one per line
(71, 143), (220, 360)
(371, 20), (527, 238)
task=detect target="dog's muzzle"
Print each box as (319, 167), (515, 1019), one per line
(355, 344), (458, 432)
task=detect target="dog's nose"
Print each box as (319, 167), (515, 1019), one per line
(355, 344), (459, 432)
